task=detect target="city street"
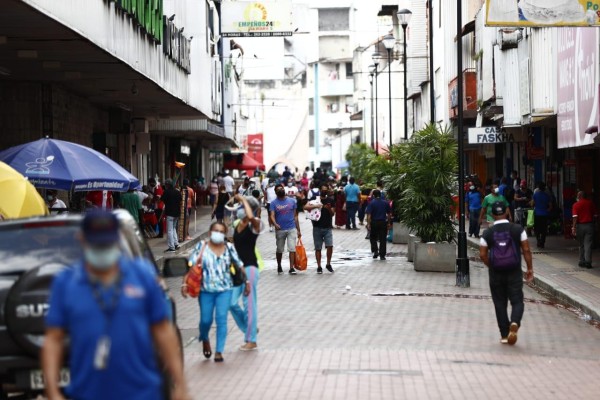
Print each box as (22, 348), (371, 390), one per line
(168, 215), (600, 399)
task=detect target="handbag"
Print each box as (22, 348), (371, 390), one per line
(184, 242), (207, 298)
(294, 238), (308, 271)
(226, 244), (246, 286)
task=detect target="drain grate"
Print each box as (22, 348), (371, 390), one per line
(323, 369), (423, 377)
(449, 360), (511, 367)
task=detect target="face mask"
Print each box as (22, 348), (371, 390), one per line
(84, 246), (121, 270)
(494, 188), (500, 194)
(47, 195), (55, 201)
(320, 192), (328, 198)
(288, 183), (293, 187)
(469, 186), (475, 191)
(236, 208), (246, 220)
(276, 190), (286, 197)
(210, 231), (225, 244)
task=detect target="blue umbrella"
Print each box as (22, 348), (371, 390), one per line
(0, 137), (139, 192)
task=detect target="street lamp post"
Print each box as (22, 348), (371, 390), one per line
(368, 65), (376, 152)
(382, 34), (395, 149)
(397, 9), (412, 141)
(372, 52), (382, 155)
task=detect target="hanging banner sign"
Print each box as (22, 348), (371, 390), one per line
(486, 0), (600, 27)
(221, 1), (293, 37)
(468, 127), (526, 144)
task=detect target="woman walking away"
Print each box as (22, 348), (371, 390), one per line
(182, 222), (245, 362)
(230, 195), (263, 351)
(212, 185), (231, 223)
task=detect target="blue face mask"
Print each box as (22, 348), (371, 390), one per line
(84, 245), (121, 270)
(210, 231), (225, 244)
(237, 208), (246, 220)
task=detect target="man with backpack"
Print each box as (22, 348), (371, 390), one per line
(479, 201), (534, 346)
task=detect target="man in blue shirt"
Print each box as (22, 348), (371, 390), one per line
(42, 211), (189, 400)
(466, 185), (483, 238)
(532, 182), (552, 248)
(344, 177), (361, 230)
(366, 190), (392, 260)
(269, 184), (302, 274)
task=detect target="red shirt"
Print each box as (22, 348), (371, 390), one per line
(573, 198), (598, 224)
(85, 190), (112, 210)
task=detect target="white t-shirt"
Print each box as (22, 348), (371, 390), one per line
(479, 220), (528, 247)
(266, 186), (277, 203)
(136, 191), (148, 204)
(223, 175), (235, 193)
(261, 177), (270, 191)
(286, 186), (299, 198)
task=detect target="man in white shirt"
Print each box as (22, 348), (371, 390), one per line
(285, 180), (299, 202)
(46, 190), (68, 215)
(223, 170), (235, 195)
(265, 181), (278, 232)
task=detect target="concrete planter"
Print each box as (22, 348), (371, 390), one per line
(414, 242), (457, 272)
(392, 222), (412, 244)
(407, 234), (420, 262)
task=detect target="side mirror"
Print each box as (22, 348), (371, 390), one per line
(163, 257), (188, 277)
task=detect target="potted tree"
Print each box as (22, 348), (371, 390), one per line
(396, 124), (458, 272)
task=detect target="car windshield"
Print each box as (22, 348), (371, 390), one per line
(0, 224), (82, 275)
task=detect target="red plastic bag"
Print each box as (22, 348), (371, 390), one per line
(294, 238), (308, 271)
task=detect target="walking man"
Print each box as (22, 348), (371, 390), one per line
(532, 182), (552, 249)
(223, 170), (235, 196)
(161, 179), (182, 253)
(344, 177), (361, 229)
(572, 191), (598, 269)
(269, 184), (302, 274)
(479, 201), (534, 345)
(466, 185), (482, 238)
(366, 190), (391, 260)
(304, 184), (335, 274)
(42, 211), (190, 400)
(480, 183), (512, 226)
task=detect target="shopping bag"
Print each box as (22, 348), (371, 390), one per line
(255, 248), (265, 272)
(526, 209), (535, 229)
(294, 238), (308, 271)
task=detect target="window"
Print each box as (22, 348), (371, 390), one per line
(345, 62), (353, 77)
(318, 8), (350, 31)
(309, 98), (314, 116)
(309, 130), (315, 147)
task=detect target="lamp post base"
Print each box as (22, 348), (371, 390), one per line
(456, 256), (470, 288)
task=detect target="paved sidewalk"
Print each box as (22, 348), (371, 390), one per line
(169, 213), (600, 399)
(465, 221), (600, 321)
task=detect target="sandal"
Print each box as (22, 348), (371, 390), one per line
(202, 340), (212, 359)
(214, 353), (224, 362)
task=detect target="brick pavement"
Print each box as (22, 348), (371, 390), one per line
(166, 214), (600, 399)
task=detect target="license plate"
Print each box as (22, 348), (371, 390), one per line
(29, 368), (70, 390)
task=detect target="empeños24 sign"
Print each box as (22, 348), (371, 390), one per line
(221, 0), (293, 37)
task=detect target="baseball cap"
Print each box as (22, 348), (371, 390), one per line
(82, 210), (120, 246)
(491, 201), (507, 216)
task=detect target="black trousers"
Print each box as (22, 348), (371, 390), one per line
(370, 220), (388, 257)
(534, 215), (548, 246)
(488, 267), (524, 338)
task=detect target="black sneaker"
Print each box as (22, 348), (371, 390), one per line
(288, 268), (297, 275)
(164, 248), (176, 253)
(373, 253), (378, 259)
(317, 266), (323, 274)
(579, 261), (586, 267)
(277, 266), (283, 275)
(380, 256), (387, 261)
(585, 262), (593, 269)
(326, 264), (334, 273)
(175, 245), (180, 250)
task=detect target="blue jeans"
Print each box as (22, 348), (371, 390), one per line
(198, 290), (232, 353)
(346, 201), (359, 228)
(166, 216), (179, 249)
(230, 266), (259, 343)
(469, 208), (481, 236)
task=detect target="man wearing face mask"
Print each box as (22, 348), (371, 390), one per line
(47, 189), (68, 215)
(269, 184), (301, 274)
(42, 211), (190, 400)
(304, 184), (336, 273)
(466, 185), (482, 238)
(480, 183), (512, 227)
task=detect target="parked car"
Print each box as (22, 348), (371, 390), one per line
(0, 210), (181, 398)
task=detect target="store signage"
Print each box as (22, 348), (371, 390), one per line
(486, 0), (600, 27)
(221, 1), (293, 37)
(557, 27), (598, 148)
(111, 0), (163, 42)
(163, 18), (191, 73)
(468, 127), (523, 144)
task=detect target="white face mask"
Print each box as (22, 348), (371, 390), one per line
(84, 245), (121, 270)
(236, 208), (246, 220)
(210, 231), (225, 244)
(494, 188), (500, 194)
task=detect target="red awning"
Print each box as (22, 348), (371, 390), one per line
(223, 153), (265, 171)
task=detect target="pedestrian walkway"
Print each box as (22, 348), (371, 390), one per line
(465, 221), (600, 321)
(168, 213), (600, 399)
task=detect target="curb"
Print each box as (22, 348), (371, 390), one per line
(154, 230), (210, 268)
(465, 237), (600, 322)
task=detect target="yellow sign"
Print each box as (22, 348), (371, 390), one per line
(486, 0), (600, 27)
(222, 1), (292, 37)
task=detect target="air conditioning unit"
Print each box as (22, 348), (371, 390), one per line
(498, 29), (523, 50)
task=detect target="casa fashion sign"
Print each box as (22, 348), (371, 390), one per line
(468, 127), (525, 144)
